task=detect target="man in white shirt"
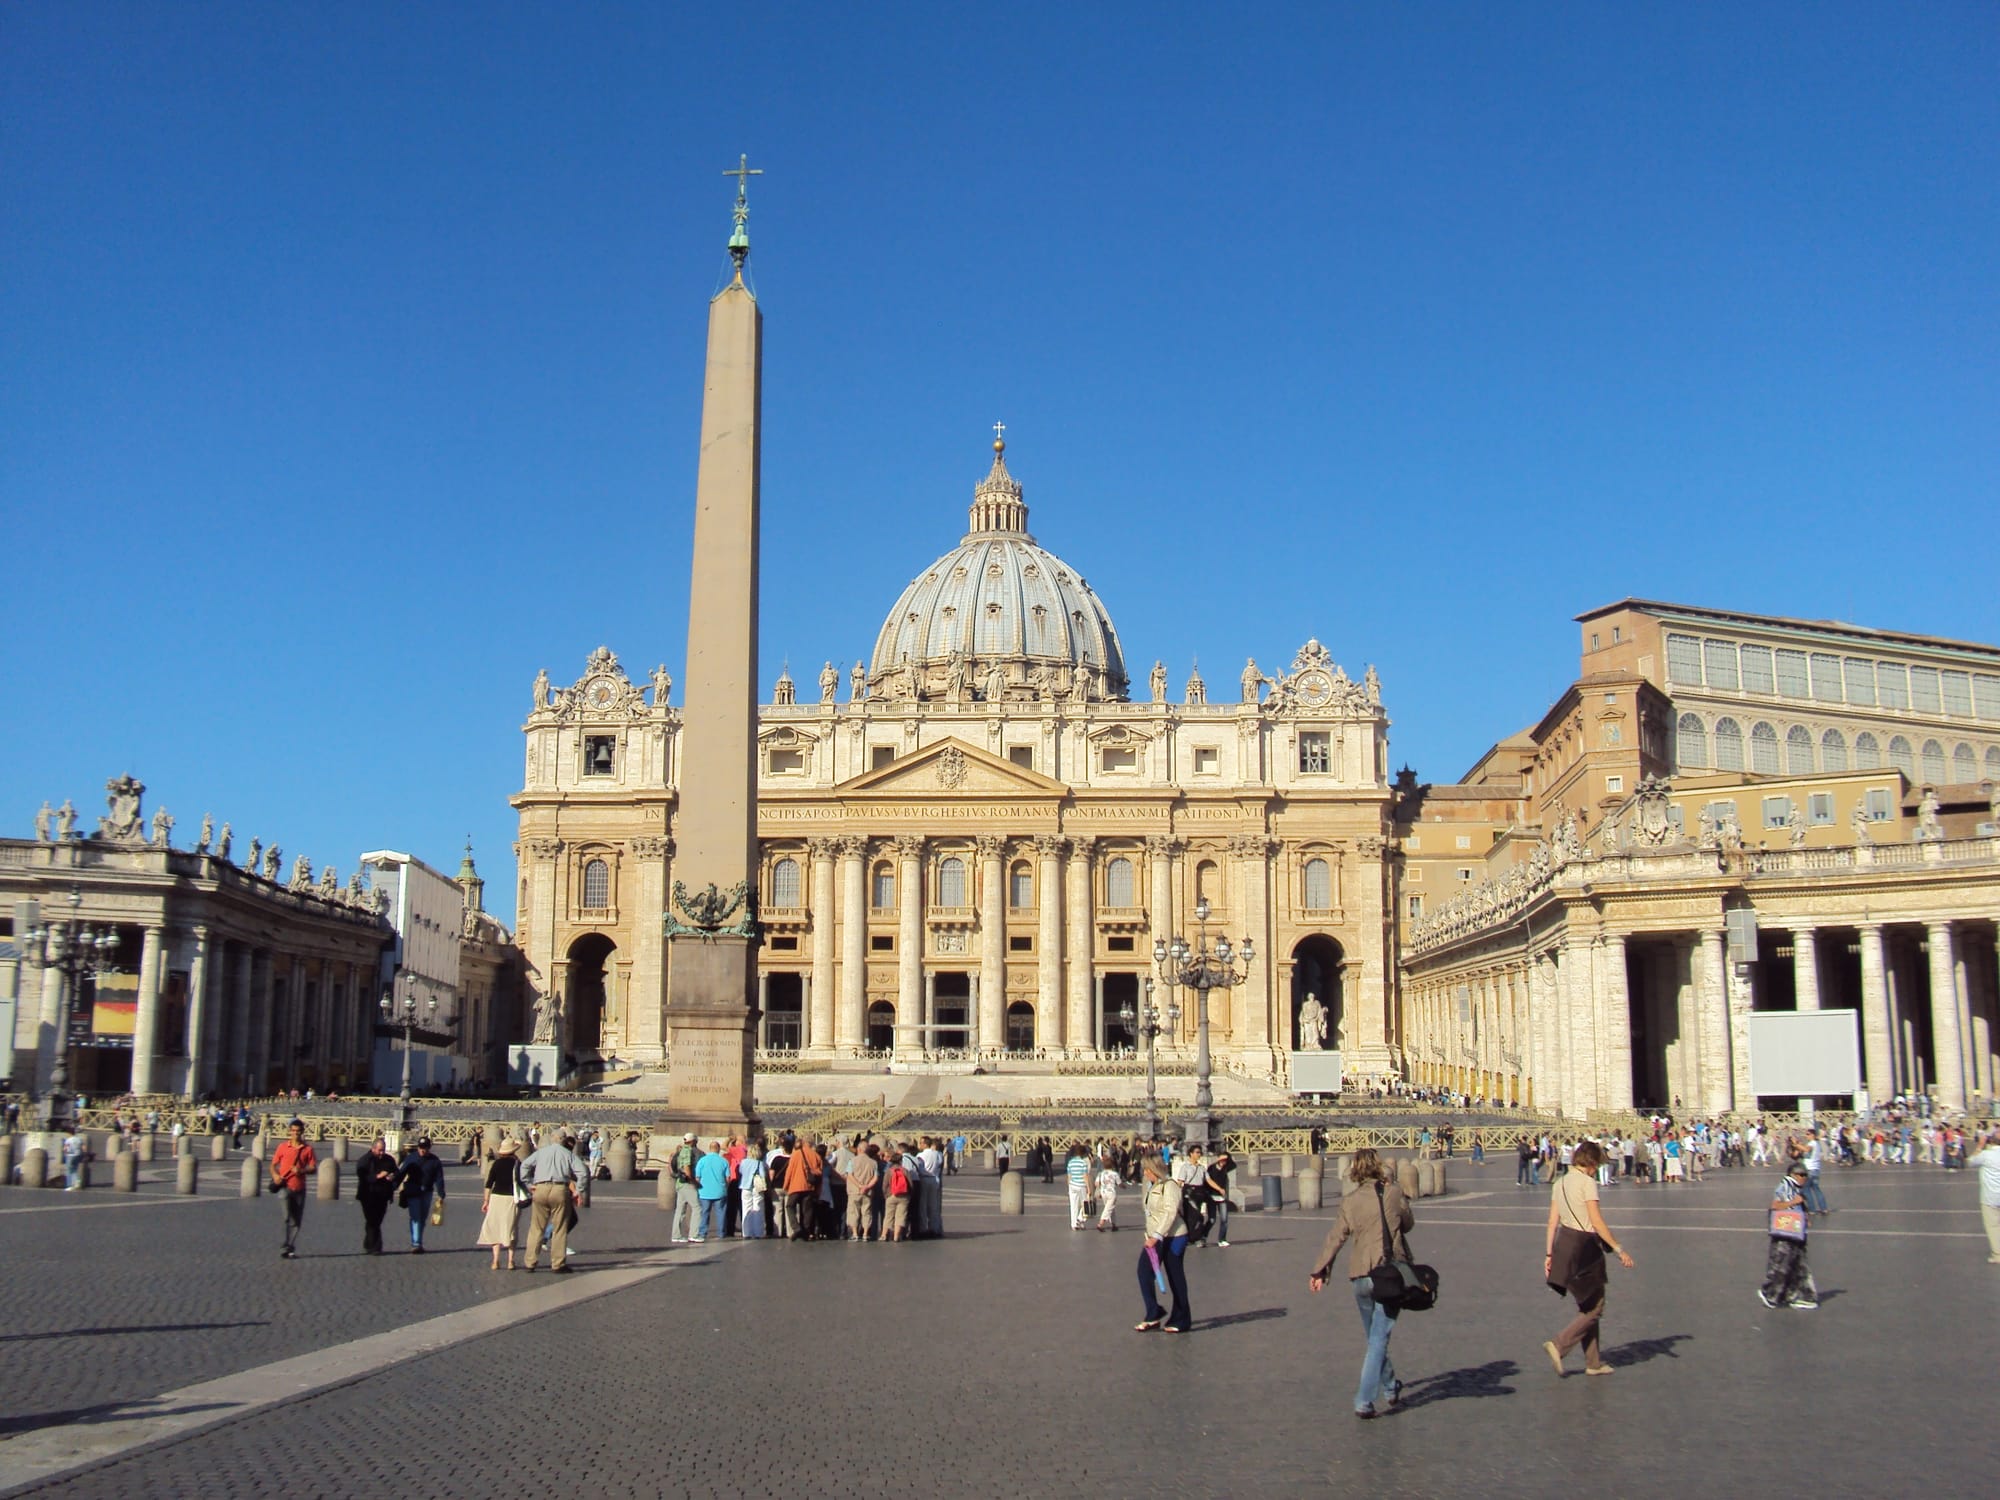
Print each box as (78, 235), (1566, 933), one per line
(1966, 1131), (2000, 1264)
(918, 1137), (944, 1239)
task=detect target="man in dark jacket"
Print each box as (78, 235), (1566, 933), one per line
(356, 1135), (400, 1254)
(394, 1136), (448, 1253)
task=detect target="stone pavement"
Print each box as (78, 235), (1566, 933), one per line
(0, 1156), (1992, 1498)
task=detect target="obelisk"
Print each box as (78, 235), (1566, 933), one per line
(660, 158), (764, 1139)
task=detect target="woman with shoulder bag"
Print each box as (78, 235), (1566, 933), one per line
(1543, 1140), (1636, 1376)
(1134, 1148), (1192, 1333)
(1307, 1148), (1412, 1419)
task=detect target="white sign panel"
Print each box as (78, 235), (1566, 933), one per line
(1747, 1010), (1861, 1097)
(1290, 1050), (1343, 1095)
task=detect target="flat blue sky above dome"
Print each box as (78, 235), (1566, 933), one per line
(3, 4), (1993, 915)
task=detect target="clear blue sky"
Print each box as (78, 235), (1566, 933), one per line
(5, 4), (1994, 920)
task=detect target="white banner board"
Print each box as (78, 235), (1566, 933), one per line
(1290, 1051), (1343, 1095)
(1747, 1010), (1861, 1097)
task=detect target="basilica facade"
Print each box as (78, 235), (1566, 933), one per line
(510, 441), (1396, 1087)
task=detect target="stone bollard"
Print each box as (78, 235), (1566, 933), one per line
(0, 1136), (13, 1186)
(211, 1133), (228, 1161)
(577, 1173), (592, 1208)
(103, 1132), (122, 1160)
(999, 1170), (1025, 1215)
(114, 1151), (138, 1192)
(175, 1134), (192, 1158)
(1261, 1173), (1284, 1212)
(22, 1147), (48, 1189)
(607, 1139), (635, 1181)
(656, 1168), (674, 1211)
(1434, 1161), (1447, 1197)
(316, 1158), (340, 1201)
(252, 1133), (268, 1161)
(177, 1154), (199, 1195)
(1397, 1159), (1420, 1199)
(240, 1157), (261, 1198)
(1417, 1160), (1437, 1197)
(137, 1132), (155, 1163)
(330, 1136), (348, 1162)
(1296, 1157), (1324, 1211)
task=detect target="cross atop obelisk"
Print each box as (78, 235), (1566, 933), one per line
(659, 158), (766, 1140)
(724, 154), (761, 275)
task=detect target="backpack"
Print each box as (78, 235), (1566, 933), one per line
(888, 1165), (911, 1197)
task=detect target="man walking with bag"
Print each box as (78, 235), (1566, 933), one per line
(1759, 1159), (1817, 1308)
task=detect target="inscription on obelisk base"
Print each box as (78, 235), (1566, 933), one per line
(657, 158), (766, 1143)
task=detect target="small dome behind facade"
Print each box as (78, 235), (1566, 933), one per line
(867, 441), (1129, 703)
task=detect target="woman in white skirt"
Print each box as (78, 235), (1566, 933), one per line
(477, 1138), (523, 1270)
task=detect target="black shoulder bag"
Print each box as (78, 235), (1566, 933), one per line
(1367, 1181), (1441, 1312)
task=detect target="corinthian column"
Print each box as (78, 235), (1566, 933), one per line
(130, 924), (166, 1095)
(1065, 837), (1095, 1053)
(1229, 835), (1274, 1055)
(1034, 835), (1064, 1051)
(894, 834), (925, 1051)
(976, 835), (1006, 1054)
(1929, 920), (1965, 1111)
(836, 836), (867, 1049)
(1858, 924), (1892, 1100)
(808, 837), (838, 1054)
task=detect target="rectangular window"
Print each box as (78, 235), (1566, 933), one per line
(583, 735), (616, 777)
(1590, 632), (1601, 651)
(1405, 867), (1423, 882)
(1808, 793), (1835, 826)
(1909, 666), (1941, 713)
(767, 747), (806, 774)
(1008, 745), (1034, 770)
(1107, 935), (1135, 953)
(1701, 639), (1738, 690)
(1762, 795), (1793, 829)
(871, 746), (896, 770)
(1454, 834), (1471, 850)
(1810, 653), (1844, 703)
(1941, 670), (1973, 717)
(1876, 663), (1909, 710)
(1667, 805), (1685, 835)
(768, 935), (799, 951)
(1606, 775), (1624, 794)
(1008, 935), (1033, 952)
(1975, 675), (2000, 721)
(1298, 731), (1331, 774)
(1866, 788), (1893, 821)
(1405, 834), (1422, 851)
(1774, 649), (1809, 698)
(1666, 633), (1703, 684)
(1843, 658), (1876, 706)
(1100, 745), (1138, 773)
(1456, 867), (1474, 882)
(1704, 800), (1737, 830)
(870, 934), (894, 952)
(1603, 724), (1622, 745)
(1192, 746), (1219, 774)
(1739, 645), (1775, 694)
(1407, 894), (1424, 919)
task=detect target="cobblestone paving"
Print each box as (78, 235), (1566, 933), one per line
(4, 1160), (1993, 1498)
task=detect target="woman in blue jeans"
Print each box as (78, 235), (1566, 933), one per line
(1308, 1148), (1414, 1418)
(1134, 1149), (1192, 1333)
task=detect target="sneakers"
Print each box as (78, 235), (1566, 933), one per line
(1757, 1290), (1778, 1308)
(1542, 1340), (1565, 1375)
(1790, 1300), (1818, 1311)
(1217, 1240), (1230, 1248)
(280, 1247), (294, 1259)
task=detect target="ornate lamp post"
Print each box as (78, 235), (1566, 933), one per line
(380, 974), (437, 1135)
(21, 889), (121, 1131)
(1152, 896), (1254, 1152)
(1118, 978), (1180, 1140)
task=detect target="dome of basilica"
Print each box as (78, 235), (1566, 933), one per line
(868, 440), (1129, 703)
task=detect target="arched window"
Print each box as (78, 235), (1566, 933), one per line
(1008, 861), (1033, 909)
(1302, 857), (1331, 910)
(1921, 739), (1947, 784)
(1888, 736), (1915, 778)
(1820, 729), (1847, 772)
(1786, 725), (1814, 774)
(1855, 732), (1881, 770)
(582, 858), (610, 910)
(1106, 856), (1136, 907)
(1676, 713), (1708, 770)
(1953, 743), (1977, 781)
(937, 856), (967, 907)
(1987, 746), (2000, 779)
(771, 856), (801, 908)
(871, 862), (895, 910)
(1195, 859), (1220, 905)
(1005, 1001), (1035, 1052)
(1714, 717), (1744, 771)
(1750, 722), (1780, 774)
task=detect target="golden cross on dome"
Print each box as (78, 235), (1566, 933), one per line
(992, 420), (1006, 452)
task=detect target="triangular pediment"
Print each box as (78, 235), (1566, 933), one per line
(838, 737), (1068, 797)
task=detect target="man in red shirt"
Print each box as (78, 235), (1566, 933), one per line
(269, 1119), (318, 1260)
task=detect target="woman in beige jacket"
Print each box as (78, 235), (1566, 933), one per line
(1308, 1149), (1413, 1418)
(1135, 1149), (1191, 1332)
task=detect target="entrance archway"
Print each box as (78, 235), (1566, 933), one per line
(866, 1001), (896, 1051)
(565, 933), (615, 1059)
(933, 973), (970, 1050)
(763, 973), (803, 1051)
(1290, 936), (1345, 1052)
(1006, 1000), (1035, 1053)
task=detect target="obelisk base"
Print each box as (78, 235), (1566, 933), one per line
(656, 935), (761, 1140)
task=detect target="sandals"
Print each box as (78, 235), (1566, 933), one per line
(1134, 1319), (1163, 1332)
